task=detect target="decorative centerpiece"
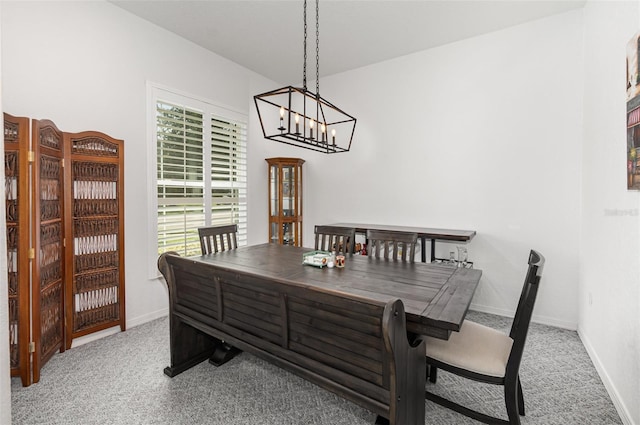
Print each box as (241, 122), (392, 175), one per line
(302, 250), (333, 268)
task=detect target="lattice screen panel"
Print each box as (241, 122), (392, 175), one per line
(4, 114), (31, 386)
(65, 132), (125, 346)
(32, 119), (66, 384)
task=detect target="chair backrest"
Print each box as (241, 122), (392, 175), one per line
(198, 224), (238, 255)
(367, 229), (418, 262)
(314, 225), (356, 255)
(506, 250), (545, 378)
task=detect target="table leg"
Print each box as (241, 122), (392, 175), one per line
(164, 316), (217, 377)
(431, 239), (436, 262)
(209, 342), (242, 366)
(420, 236), (426, 263)
(374, 415), (390, 425)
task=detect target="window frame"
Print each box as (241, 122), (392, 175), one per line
(147, 82), (248, 278)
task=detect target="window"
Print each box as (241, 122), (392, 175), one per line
(151, 86), (247, 259)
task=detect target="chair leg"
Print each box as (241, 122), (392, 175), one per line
(517, 377), (525, 416)
(428, 365), (438, 383)
(504, 379), (522, 425)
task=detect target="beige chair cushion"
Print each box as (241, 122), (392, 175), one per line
(425, 320), (513, 378)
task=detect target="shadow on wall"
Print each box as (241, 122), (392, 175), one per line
(466, 234), (532, 317)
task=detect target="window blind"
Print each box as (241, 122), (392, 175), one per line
(156, 98), (247, 256)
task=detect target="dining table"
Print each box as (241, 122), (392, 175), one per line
(158, 242), (482, 425)
(187, 243), (482, 340)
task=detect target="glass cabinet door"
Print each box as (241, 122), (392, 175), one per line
(269, 164), (279, 217)
(282, 165), (294, 217)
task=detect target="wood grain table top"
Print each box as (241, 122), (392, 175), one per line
(191, 243), (482, 339)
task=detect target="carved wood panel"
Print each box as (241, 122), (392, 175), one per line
(64, 131), (125, 348)
(4, 114), (31, 387)
(32, 119), (66, 384)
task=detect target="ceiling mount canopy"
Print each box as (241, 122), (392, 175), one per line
(254, 0), (357, 154)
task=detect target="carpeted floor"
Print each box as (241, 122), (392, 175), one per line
(10, 311), (622, 424)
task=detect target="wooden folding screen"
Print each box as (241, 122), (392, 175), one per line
(31, 119), (67, 383)
(4, 114), (32, 386)
(3, 114), (125, 386)
(64, 131), (125, 349)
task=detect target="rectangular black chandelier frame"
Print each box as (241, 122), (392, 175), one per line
(254, 85), (357, 154)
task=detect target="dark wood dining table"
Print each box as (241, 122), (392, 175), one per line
(193, 243), (482, 340)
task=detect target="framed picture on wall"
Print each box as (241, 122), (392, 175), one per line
(626, 31), (640, 190)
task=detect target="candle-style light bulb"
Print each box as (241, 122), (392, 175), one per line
(278, 106), (285, 131)
(295, 113), (300, 134)
(331, 128), (336, 145)
(309, 119), (315, 140)
(321, 123), (326, 142)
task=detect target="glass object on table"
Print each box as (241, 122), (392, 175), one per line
(457, 246), (468, 268)
(448, 251), (457, 266)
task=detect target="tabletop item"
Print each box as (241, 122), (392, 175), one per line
(302, 250), (332, 268)
(335, 254), (345, 268)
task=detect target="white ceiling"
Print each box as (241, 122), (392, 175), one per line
(111, 0), (585, 85)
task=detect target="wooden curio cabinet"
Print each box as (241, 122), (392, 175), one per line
(266, 157), (304, 246)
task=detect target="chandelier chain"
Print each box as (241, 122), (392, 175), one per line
(315, 0), (320, 96)
(303, 0), (307, 90)
(253, 0), (357, 153)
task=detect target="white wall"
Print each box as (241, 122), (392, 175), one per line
(303, 10), (584, 330)
(0, 2), (12, 422)
(1, 1), (637, 423)
(0, 0), (280, 348)
(580, 1), (640, 424)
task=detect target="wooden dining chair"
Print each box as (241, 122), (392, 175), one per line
(366, 229), (418, 262)
(197, 224), (238, 255)
(424, 250), (545, 425)
(314, 225), (356, 255)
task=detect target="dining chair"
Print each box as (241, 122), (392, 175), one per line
(314, 225), (356, 255)
(366, 229), (418, 262)
(424, 249), (545, 425)
(197, 224), (238, 255)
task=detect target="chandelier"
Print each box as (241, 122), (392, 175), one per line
(254, 0), (357, 154)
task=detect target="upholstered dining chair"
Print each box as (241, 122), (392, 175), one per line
(366, 229), (418, 262)
(198, 224), (238, 255)
(424, 250), (545, 425)
(314, 225), (356, 255)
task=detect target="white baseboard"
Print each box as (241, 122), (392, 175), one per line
(469, 303), (577, 331)
(578, 327), (635, 425)
(126, 307), (169, 328)
(70, 308), (169, 349)
(472, 303), (631, 424)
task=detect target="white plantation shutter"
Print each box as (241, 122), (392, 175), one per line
(155, 94), (247, 257)
(210, 115), (247, 243)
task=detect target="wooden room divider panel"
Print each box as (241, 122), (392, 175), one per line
(4, 113), (32, 387)
(32, 119), (67, 383)
(64, 131), (125, 349)
(3, 114), (126, 386)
